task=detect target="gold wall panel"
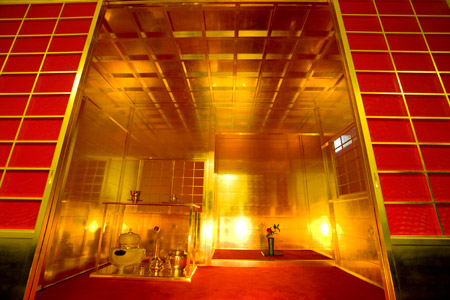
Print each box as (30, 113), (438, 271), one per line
(215, 134), (310, 250)
(299, 135), (333, 256)
(323, 127), (384, 287)
(39, 98), (130, 289)
(41, 201), (103, 286)
(332, 198), (382, 285)
(137, 159), (206, 205)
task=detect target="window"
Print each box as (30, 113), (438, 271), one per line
(333, 127), (367, 196)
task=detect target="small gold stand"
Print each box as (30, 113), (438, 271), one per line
(261, 251), (283, 256)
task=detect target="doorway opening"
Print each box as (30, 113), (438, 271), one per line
(36, 0), (386, 297)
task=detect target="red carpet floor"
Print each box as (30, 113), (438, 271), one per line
(212, 249), (331, 261)
(35, 266), (385, 300)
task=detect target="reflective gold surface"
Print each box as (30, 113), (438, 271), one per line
(79, 0), (360, 265)
(332, 196), (383, 285)
(39, 97), (130, 288)
(85, 2), (351, 146)
(215, 134), (310, 250)
(323, 126), (383, 286)
(300, 135), (333, 256)
(40, 200), (104, 286)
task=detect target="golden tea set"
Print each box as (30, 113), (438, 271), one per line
(111, 229), (188, 277)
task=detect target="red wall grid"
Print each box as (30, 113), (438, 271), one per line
(340, 0), (450, 235)
(0, 2), (97, 229)
(2, 0), (449, 236)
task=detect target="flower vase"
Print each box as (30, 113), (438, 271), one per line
(268, 237), (275, 256)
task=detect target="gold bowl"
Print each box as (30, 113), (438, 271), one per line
(169, 250), (187, 270)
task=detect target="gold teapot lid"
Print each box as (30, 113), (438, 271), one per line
(118, 229), (140, 247)
(169, 249), (186, 256)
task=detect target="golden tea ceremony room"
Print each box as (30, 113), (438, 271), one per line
(1, 1), (450, 299)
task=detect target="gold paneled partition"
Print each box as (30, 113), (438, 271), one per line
(215, 134), (311, 250)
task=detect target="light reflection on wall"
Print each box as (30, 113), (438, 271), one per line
(218, 174), (255, 247)
(234, 217), (251, 241)
(204, 221), (213, 240)
(216, 135), (312, 250)
(309, 216), (344, 250)
(309, 216), (333, 249)
(86, 220), (99, 233)
(223, 174), (238, 185)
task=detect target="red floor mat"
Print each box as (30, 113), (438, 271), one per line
(35, 266), (385, 300)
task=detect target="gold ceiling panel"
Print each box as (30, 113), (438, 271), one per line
(302, 6), (333, 32)
(94, 39), (121, 57)
(295, 37), (327, 55)
(133, 9), (171, 34)
(141, 77), (165, 89)
(104, 8), (138, 34)
(238, 7), (272, 31)
(176, 38), (207, 54)
(184, 60), (208, 74)
(117, 39), (148, 55)
(129, 61), (157, 73)
(84, 2), (351, 145)
(147, 38), (178, 54)
(167, 8), (204, 31)
(204, 9), (236, 31)
(271, 6), (308, 32)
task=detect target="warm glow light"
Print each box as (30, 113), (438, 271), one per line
(122, 223), (129, 232)
(223, 174), (238, 185)
(309, 216), (332, 249)
(204, 221), (213, 240)
(318, 220), (330, 237)
(86, 220), (99, 233)
(336, 223), (343, 236)
(234, 217), (250, 240)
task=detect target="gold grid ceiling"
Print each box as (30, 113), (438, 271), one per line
(87, 2), (345, 135)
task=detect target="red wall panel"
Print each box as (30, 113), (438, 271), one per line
(0, 1), (96, 230)
(0, 200), (41, 229)
(339, 0), (450, 236)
